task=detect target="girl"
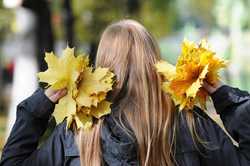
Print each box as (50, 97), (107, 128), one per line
(1, 20), (250, 166)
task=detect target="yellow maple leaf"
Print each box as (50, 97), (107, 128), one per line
(38, 47), (89, 92)
(68, 100), (112, 130)
(38, 47), (115, 130)
(38, 47), (89, 124)
(74, 112), (93, 130)
(156, 39), (227, 110)
(53, 93), (76, 124)
(67, 66), (114, 130)
(38, 47), (89, 101)
(69, 67), (114, 129)
(76, 67), (114, 107)
(89, 100), (112, 118)
(155, 60), (176, 81)
(66, 101), (111, 130)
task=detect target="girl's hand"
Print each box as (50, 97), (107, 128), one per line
(203, 81), (223, 95)
(45, 88), (67, 103)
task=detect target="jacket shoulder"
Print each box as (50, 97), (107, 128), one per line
(175, 107), (232, 154)
(52, 120), (80, 157)
(39, 119), (79, 163)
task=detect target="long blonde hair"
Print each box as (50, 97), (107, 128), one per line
(79, 19), (193, 166)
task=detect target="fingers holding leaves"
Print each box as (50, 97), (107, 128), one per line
(45, 88), (67, 103)
(202, 81), (223, 94)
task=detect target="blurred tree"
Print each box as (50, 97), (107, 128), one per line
(0, 2), (14, 112)
(63, 0), (75, 47)
(70, 0), (179, 64)
(22, 0), (54, 72)
(189, 0), (215, 27)
(139, 0), (179, 38)
(0, 2), (13, 42)
(50, 0), (75, 47)
(242, 0), (250, 29)
(127, 0), (140, 15)
(72, 0), (127, 64)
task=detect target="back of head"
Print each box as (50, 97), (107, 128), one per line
(79, 19), (176, 166)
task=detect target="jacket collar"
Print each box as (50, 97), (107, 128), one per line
(62, 109), (138, 165)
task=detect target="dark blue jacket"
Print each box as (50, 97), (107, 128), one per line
(0, 85), (250, 166)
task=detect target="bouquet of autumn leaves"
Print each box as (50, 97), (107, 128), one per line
(156, 39), (227, 111)
(38, 47), (114, 130)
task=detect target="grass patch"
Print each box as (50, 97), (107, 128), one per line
(0, 113), (7, 153)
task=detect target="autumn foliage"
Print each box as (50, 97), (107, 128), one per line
(38, 47), (114, 130)
(156, 39), (227, 110)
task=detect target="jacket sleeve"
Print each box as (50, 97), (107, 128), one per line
(211, 85), (250, 164)
(0, 88), (65, 166)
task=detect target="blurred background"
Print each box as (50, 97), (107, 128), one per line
(0, 0), (250, 154)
